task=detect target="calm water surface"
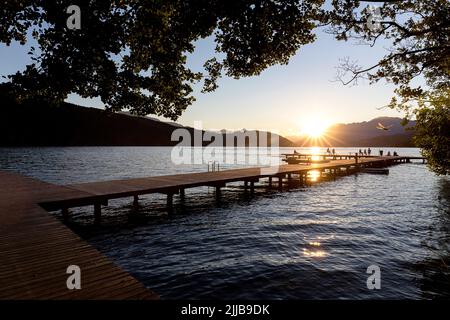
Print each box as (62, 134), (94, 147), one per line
(1, 147), (449, 299)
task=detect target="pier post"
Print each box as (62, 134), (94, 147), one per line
(167, 193), (173, 214)
(62, 208), (69, 221)
(278, 176), (283, 190)
(215, 186), (221, 201)
(250, 181), (255, 194)
(268, 177), (272, 188)
(133, 195), (139, 207)
(94, 203), (101, 224)
(179, 188), (185, 200)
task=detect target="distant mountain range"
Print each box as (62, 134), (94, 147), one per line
(0, 88), (416, 147)
(0, 97), (293, 147)
(287, 117), (416, 147)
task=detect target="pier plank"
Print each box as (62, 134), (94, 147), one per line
(0, 171), (158, 300)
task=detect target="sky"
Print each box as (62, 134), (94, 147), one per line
(0, 23), (406, 137)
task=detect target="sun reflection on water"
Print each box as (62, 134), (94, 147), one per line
(308, 170), (321, 182)
(308, 147), (322, 161)
(303, 238), (327, 258)
(303, 248), (327, 258)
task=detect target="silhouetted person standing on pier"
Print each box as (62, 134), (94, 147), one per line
(368, 148), (372, 156)
(379, 150), (383, 156)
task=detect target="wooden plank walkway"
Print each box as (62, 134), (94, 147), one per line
(65, 156), (404, 198)
(0, 171), (158, 300)
(38, 156), (418, 217)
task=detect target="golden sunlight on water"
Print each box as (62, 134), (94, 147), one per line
(308, 170), (321, 182)
(303, 238), (326, 258)
(308, 147), (322, 161)
(303, 248), (327, 258)
(308, 147), (321, 154)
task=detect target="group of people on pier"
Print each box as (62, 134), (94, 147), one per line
(357, 148), (372, 156)
(325, 147), (399, 157)
(378, 150), (398, 157)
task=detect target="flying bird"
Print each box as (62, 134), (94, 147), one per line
(376, 122), (393, 131)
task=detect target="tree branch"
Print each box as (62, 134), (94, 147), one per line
(338, 46), (447, 85)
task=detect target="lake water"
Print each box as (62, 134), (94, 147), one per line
(1, 147), (449, 299)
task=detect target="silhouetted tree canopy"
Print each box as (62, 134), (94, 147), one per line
(327, 0), (449, 174)
(1, 0), (323, 119)
(412, 90), (450, 175)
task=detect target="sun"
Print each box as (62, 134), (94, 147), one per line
(299, 117), (330, 138)
(294, 115), (339, 147)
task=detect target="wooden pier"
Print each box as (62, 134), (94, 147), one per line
(0, 155), (424, 299)
(0, 171), (158, 300)
(40, 155), (424, 220)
